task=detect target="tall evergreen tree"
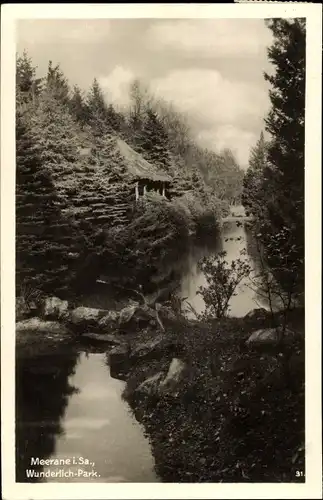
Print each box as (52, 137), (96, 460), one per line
(139, 108), (172, 172)
(85, 78), (109, 135)
(16, 104), (72, 295)
(69, 85), (88, 127)
(16, 51), (42, 104)
(254, 19), (305, 293)
(45, 60), (70, 105)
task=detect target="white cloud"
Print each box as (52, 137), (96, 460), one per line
(197, 126), (257, 168)
(151, 68), (267, 124)
(146, 19), (272, 58)
(98, 66), (135, 107)
(149, 68), (269, 166)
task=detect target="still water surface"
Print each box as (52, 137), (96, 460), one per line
(16, 350), (158, 482)
(179, 219), (271, 318)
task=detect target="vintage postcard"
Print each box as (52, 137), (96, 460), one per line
(1, 3), (322, 499)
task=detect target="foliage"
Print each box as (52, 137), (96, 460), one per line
(242, 19), (305, 297)
(88, 193), (191, 291)
(16, 51), (43, 104)
(139, 108), (172, 172)
(197, 251), (251, 318)
(69, 85), (88, 127)
(16, 101), (75, 295)
(242, 131), (267, 215)
(45, 60), (70, 105)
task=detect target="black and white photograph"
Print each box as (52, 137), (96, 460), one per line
(1, 3), (322, 499)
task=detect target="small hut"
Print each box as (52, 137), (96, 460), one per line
(116, 138), (172, 201)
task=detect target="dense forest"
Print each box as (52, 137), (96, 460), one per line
(16, 53), (244, 299)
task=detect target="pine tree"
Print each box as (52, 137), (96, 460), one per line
(16, 51), (42, 104)
(16, 86), (88, 296)
(45, 60), (70, 105)
(69, 85), (88, 127)
(85, 78), (109, 135)
(139, 108), (172, 172)
(256, 18), (305, 293)
(16, 105), (73, 295)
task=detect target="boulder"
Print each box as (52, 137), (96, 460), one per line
(246, 327), (296, 346)
(108, 345), (131, 379)
(130, 336), (166, 363)
(98, 310), (120, 331)
(160, 358), (187, 395)
(16, 317), (70, 335)
(42, 296), (69, 320)
(118, 305), (137, 328)
(246, 328), (278, 345)
(118, 304), (156, 331)
(135, 372), (164, 397)
(244, 308), (269, 320)
(68, 307), (108, 329)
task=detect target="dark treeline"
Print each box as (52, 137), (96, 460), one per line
(242, 18), (305, 304)
(16, 52), (244, 299)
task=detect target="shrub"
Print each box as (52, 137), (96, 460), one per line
(197, 251), (251, 319)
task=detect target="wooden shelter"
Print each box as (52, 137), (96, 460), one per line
(116, 138), (172, 201)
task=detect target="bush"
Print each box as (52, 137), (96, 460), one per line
(197, 251), (251, 319)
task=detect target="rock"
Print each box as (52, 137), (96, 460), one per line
(118, 304), (156, 331)
(160, 358), (187, 395)
(244, 308), (268, 320)
(130, 336), (166, 362)
(159, 305), (177, 321)
(98, 311), (120, 331)
(16, 297), (30, 321)
(81, 332), (123, 345)
(42, 296), (69, 320)
(108, 345), (131, 379)
(68, 307), (108, 329)
(246, 327), (296, 345)
(16, 317), (70, 335)
(246, 328), (278, 344)
(118, 305), (137, 326)
(135, 372), (164, 396)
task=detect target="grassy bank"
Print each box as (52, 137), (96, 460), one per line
(123, 308), (305, 482)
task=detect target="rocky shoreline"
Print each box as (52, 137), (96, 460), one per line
(16, 295), (305, 482)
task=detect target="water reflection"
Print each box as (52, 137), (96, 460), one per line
(16, 346), (158, 483)
(16, 345), (80, 482)
(179, 221), (272, 318)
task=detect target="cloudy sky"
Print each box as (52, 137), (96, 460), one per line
(17, 19), (273, 168)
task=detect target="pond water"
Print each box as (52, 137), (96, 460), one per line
(16, 348), (158, 483)
(179, 218), (274, 318)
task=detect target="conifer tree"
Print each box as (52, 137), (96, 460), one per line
(16, 105), (72, 295)
(260, 18), (305, 292)
(45, 60), (70, 105)
(139, 108), (172, 172)
(69, 85), (88, 127)
(86, 78), (109, 135)
(16, 51), (42, 104)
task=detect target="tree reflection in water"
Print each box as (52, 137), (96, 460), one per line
(16, 343), (80, 482)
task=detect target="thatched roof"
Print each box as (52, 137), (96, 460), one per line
(116, 138), (172, 183)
